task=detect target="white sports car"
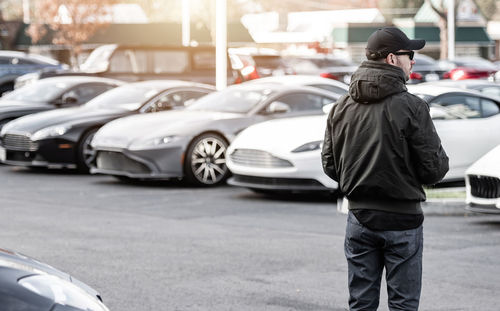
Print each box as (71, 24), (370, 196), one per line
(227, 85), (500, 193)
(465, 144), (500, 213)
(227, 113), (337, 193)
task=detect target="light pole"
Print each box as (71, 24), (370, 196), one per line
(215, 0), (227, 90)
(182, 0), (190, 46)
(448, 0), (455, 60)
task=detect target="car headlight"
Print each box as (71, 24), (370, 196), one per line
(19, 274), (109, 311)
(291, 140), (323, 153)
(128, 135), (179, 150)
(31, 125), (71, 141)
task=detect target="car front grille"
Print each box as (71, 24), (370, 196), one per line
(229, 149), (293, 168)
(233, 174), (324, 187)
(96, 151), (150, 174)
(469, 175), (500, 199)
(2, 134), (38, 151)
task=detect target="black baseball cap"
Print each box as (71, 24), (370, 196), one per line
(366, 27), (425, 60)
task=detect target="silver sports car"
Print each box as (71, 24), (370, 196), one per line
(90, 82), (341, 186)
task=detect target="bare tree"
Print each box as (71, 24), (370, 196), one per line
(426, 0), (458, 59)
(26, 0), (115, 67)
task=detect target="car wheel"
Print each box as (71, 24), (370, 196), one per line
(76, 128), (98, 172)
(184, 133), (229, 186)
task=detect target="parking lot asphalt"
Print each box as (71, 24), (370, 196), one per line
(0, 165), (499, 310)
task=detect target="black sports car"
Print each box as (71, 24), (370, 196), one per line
(0, 80), (215, 171)
(0, 76), (122, 129)
(0, 248), (109, 310)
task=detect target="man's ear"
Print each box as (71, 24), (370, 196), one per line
(384, 53), (391, 64)
(385, 53), (396, 65)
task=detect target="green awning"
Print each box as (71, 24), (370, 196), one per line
(331, 25), (492, 45)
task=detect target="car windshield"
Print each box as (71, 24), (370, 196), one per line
(187, 87), (269, 113)
(2, 80), (70, 103)
(84, 84), (159, 111)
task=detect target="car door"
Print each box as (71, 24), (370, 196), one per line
(430, 93), (500, 180)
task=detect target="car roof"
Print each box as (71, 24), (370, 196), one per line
(124, 80), (216, 89)
(229, 80), (338, 94)
(417, 80), (500, 88)
(246, 75), (349, 90)
(407, 84), (483, 97)
(38, 76), (124, 85)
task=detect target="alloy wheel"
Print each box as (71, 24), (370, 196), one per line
(189, 136), (228, 185)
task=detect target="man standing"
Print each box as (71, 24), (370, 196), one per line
(321, 27), (449, 311)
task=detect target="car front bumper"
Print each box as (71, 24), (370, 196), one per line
(0, 137), (78, 169)
(465, 174), (500, 213)
(226, 151), (337, 192)
(91, 140), (190, 179)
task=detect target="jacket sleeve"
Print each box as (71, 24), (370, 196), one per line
(321, 107), (338, 182)
(408, 100), (449, 185)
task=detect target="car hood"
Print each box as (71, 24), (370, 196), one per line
(0, 99), (51, 113)
(2, 106), (126, 134)
(0, 248), (100, 298)
(93, 110), (244, 148)
(466, 144), (500, 177)
(230, 114), (327, 153)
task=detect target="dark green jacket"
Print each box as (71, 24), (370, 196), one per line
(321, 61), (449, 212)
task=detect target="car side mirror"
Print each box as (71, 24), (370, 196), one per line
(61, 93), (78, 106)
(267, 101), (290, 114)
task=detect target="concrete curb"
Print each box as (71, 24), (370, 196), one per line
(421, 200), (470, 216)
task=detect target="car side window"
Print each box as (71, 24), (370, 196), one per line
(430, 95), (481, 119)
(0, 57), (12, 64)
(146, 90), (208, 113)
(16, 58), (36, 65)
(481, 98), (500, 118)
(265, 93), (326, 114)
(68, 84), (116, 104)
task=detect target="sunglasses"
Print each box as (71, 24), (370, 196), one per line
(392, 51), (414, 60)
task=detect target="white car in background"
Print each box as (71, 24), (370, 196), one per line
(408, 84), (500, 181)
(465, 144), (500, 214)
(226, 112), (336, 193)
(227, 85), (500, 194)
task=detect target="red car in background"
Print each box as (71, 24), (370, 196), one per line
(438, 57), (498, 80)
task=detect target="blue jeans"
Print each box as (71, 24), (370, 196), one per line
(345, 211), (423, 311)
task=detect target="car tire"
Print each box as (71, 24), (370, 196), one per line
(184, 133), (229, 186)
(76, 128), (98, 173)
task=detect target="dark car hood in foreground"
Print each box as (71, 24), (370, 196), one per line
(2, 106), (129, 134)
(95, 109), (247, 146)
(0, 248), (100, 298)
